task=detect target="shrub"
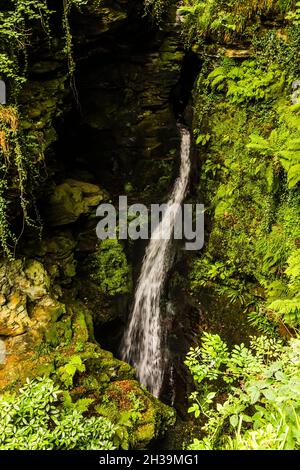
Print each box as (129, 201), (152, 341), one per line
(144, 0), (171, 22)
(186, 333), (300, 450)
(0, 376), (117, 450)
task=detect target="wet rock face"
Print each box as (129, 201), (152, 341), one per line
(17, 0), (185, 329)
(0, 1), (181, 447)
(46, 179), (107, 226)
(61, 2), (184, 203)
(0, 260), (52, 337)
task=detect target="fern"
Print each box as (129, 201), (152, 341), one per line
(247, 104), (300, 188)
(0, 1), (88, 256)
(208, 61), (286, 104)
(247, 307), (279, 336)
(178, 0), (292, 43)
(266, 250), (300, 326)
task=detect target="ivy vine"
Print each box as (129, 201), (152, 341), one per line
(0, 0), (87, 257)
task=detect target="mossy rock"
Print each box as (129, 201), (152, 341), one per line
(46, 179), (107, 226)
(96, 380), (176, 449)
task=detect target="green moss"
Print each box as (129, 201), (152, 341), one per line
(45, 316), (72, 348)
(135, 423), (156, 444)
(179, 0), (294, 44)
(190, 50), (300, 330)
(90, 239), (131, 297)
(96, 380), (176, 449)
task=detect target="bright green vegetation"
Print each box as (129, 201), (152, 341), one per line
(190, 55), (300, 331)
(186, 333), (300, 450)
(0, 0), (87, 89)
(90, 239), (131, 297)
(182, 0), (300, 451)
(179, 0), (294, 43)
(0, 0), (300, 454)
(0, 105), (42, 258)
(0, 376), (117, 450)
(57, 355), (86, 389)
(0, 372), (174, 450)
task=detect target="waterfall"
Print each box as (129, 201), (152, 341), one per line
(121, 125), (191, 397)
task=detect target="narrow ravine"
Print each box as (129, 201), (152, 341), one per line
(121, 125), (191, 397)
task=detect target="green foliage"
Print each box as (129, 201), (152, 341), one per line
(0, 1), (89, 256)
(0, 0), (86, 89)
(0, 0), (51, 90)
(57, 355), (85, 389)
(195, 133), (211, 146)
(144, 0), (170, 22)
(208, 60), (285, 104)
(247, 103), (300, 188)
(96, 390), (145, 450)
(0, 2), (52, 256)
(186, 4), (300, 450)
(186, 333), (300, 450)
(62, 0), (88, 91)
(0, 376), (117, 450)
(267, 250), (300, 325)
(247, 306), (279, 336)
(185, 333), (229, 383)
(285, 1), (300, 24)
(0, 105), (42, 257)
(252, 23), (300, 80)
(91, 239), (131, 297)
(178, 0), (292, 44)
(190, 54), (300, 328)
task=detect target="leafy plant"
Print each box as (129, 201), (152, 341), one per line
(0, 0), (87, 90)
(247, 306), (280, 336)
(190, 53), (300, 333)
(62, 0), (88, 95)
(178, 0), (292, 44)
(57, 355), (86, 389)
(266, 250), (300, 326)
(208, 60), (286, 104)
(144, 0), (171, 22)
(0, 0), (52, 91)
(186, 333), (300, 450)
(285, 1), (300, 24)
(0, 105), (42, 257)
(0, 1), (89, 256)
(91, 239), (131, 297)
(0, 376), (117, 450)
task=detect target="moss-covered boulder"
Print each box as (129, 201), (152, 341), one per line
(0, 261), (175, 449)
(0, 259), (52, 337)
(46, 179), (107, 226)
(95, 380), (176, 449)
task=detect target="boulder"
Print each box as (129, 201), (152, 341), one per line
(46, 179), (107, 226)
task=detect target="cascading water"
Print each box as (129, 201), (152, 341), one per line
(121, 125), (191, 397)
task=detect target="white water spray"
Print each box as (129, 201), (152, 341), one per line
(121, 126), (191, 397)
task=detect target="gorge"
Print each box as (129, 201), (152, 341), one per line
(121, 125), (192, 398)
(0, 0), (300, 452)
